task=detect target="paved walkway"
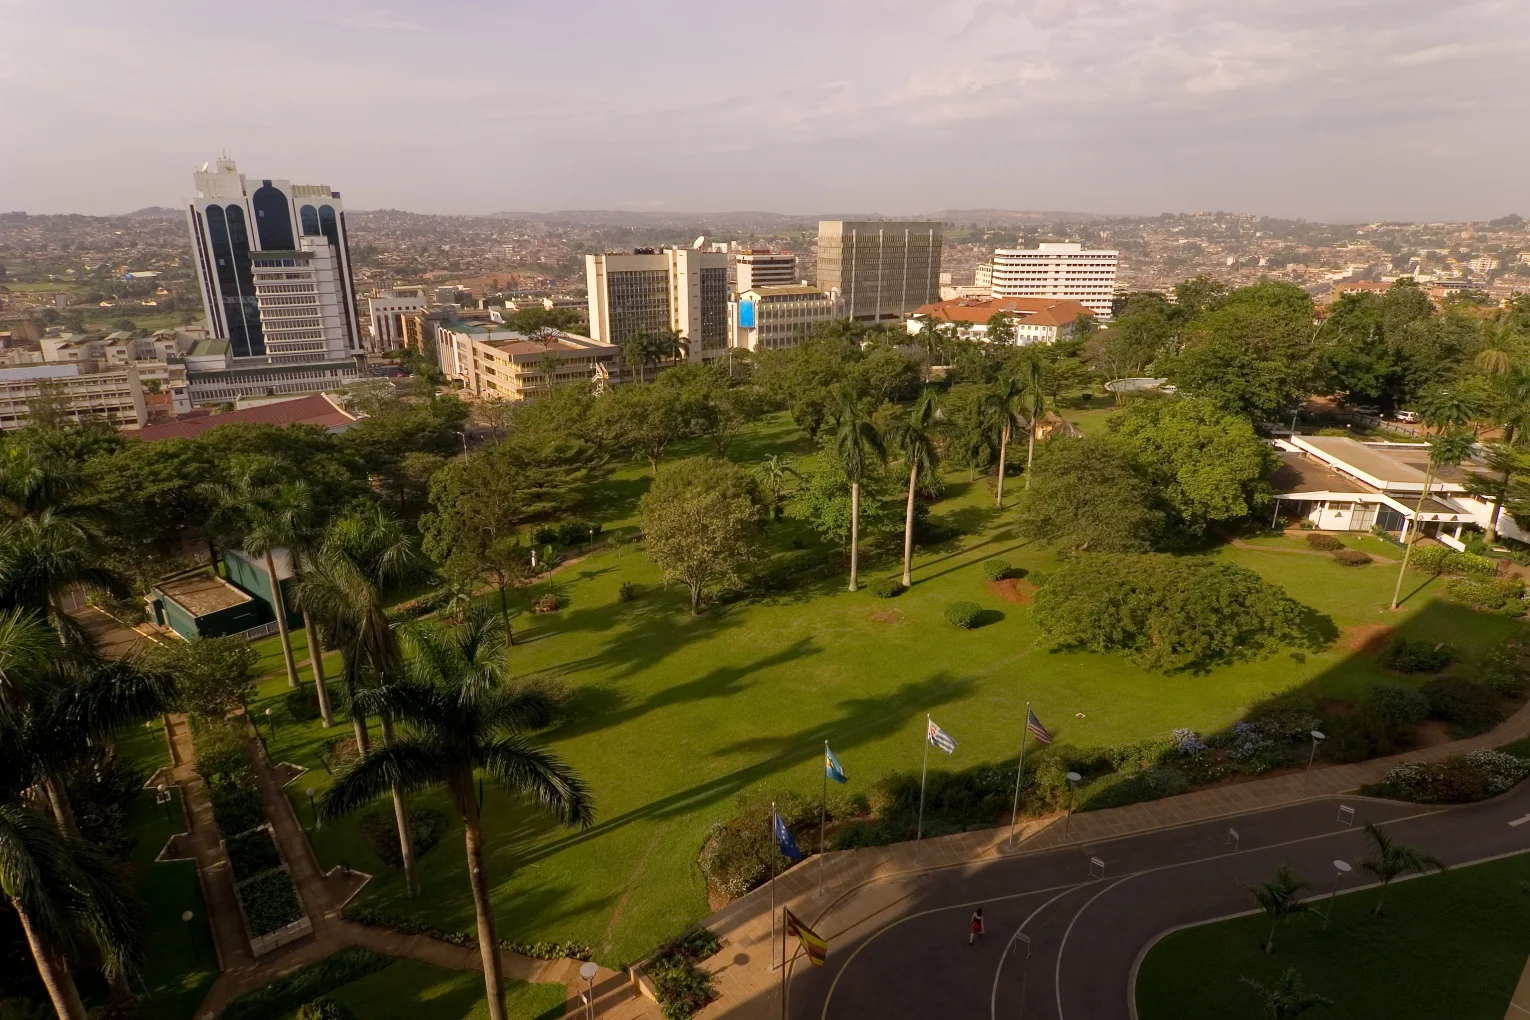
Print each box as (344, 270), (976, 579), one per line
(690, 690), (1530, 1019)
(170, 711), (655, 1019)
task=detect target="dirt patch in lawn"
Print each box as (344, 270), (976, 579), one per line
(869, 610), (900, 624)
(1341, 624), (1395, 655)
(988, 578), (1037, 605)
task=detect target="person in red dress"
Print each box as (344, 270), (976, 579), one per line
(969, 908), (985, 944)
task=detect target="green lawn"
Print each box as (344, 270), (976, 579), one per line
(1135, 852), (1530, 1020)
(324, 958), (564, 1020)
(241, 412), (1524, 969)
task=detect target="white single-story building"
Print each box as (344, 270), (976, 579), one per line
(1270, 435), (1526, 549)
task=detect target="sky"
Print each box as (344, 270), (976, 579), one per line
(3, 0), (1528, 222)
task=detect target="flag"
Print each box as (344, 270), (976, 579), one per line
(1026, 710), (1053, 745)
(927, 718), (957, 755)
(773, 810), (804, 862)
(825, 745), (848, 784)
(784, 908), (829, 966)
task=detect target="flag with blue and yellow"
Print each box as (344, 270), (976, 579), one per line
(825, 744), (848, 785)
(773, 810), (804, 862)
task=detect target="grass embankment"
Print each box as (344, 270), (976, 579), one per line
(1136, 852), (1530, 1020)
(244, 412), (1522, 967)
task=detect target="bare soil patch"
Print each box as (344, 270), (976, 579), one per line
(1341, 624), (1395, 655)
(869, 610), (900, 624)
(988, 578), (1037, 605)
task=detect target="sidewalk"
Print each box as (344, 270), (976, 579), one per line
(180, 712), (654, 1019)
(690, 692), (1530, 1019)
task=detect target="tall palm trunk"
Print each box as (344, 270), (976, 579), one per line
(264, 549), (300, 689)
(848, 481), (861, 592)
(43, 775), (78, 835)
(497, 582), (513, 647)
(1024, 418), (1037, 491)
(1390, 464), (1437, 610)
(14, 902), (88, 1020)
(460, 786), (507, 1020)
(995, 423), (1010, 507)
(303, 611), (334, 728)
(378, 713), (419, 898)
(901, 462), (919, 588)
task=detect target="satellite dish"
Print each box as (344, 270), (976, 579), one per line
(692, 235), (706, 250)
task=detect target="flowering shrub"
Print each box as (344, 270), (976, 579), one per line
(1228, 722), (1273, 761)
(1375, 750), (1530, 803)
(1173, 728), (1209, 756)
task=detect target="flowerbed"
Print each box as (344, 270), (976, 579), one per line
(646, 929), (721, 1020)
(1371, 749), (1530, 803)
(226, 828), (282, 882)
(238, 868), (304, 936)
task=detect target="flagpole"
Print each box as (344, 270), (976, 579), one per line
(770, 801), (778, 972)
(1008, 701), (1030, 849)
(819, 740), (828, 895)
(916, 714), (931, 854)
(779, 907), (787, 1020)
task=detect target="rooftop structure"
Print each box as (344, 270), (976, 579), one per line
(130, 393), (357, 441)
(908, 295), (1095, 345)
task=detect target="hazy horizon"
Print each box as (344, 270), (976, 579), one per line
(4, 0), (1527, 222)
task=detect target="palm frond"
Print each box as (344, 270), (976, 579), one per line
(479, 736), (594, 829)
(320, 738), (453, 823)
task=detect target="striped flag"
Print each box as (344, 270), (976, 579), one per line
(825, 745), (848, 784)
(927, 718), (957, 755)
(784, 908), (829, 966)
(1026, 710), (1053, 745)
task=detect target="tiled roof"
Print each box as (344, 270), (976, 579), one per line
(913, 296), (1094, 327)
(131, 394), (355, 442)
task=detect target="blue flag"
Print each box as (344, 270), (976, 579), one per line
(773, 810), (804, 862)
(825, 745), (848, 785)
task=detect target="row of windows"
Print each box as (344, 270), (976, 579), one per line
(253, 273), (312, 282)
(258, 295), (320, 307)
(253, 258), (300, 268)
(256, 283), (316, 294)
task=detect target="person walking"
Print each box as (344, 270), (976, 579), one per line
(969, 908), (985, 945)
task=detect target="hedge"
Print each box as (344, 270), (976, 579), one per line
(869, 577), (905, 598)
(1373, 750), (1530, 803)
(647, 929), (721, 1020)
(981, 558), (1012, 581)
(238, 868), (303, 936)
(223, 948), (393, 1020)
(1305, 534), (1343, 551)
(226, 828), (282, 882)
(944, 601), (982, 628)
(1333, 549), (1372, 566)
(1408, 545), (1499, 579)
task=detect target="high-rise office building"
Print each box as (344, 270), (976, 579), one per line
(989, 242), (1118, 319)
(585, 248), (729, 360)
(815, 221), (943, 321)
(733, 251), (797, 292)
(186, 158), (363, 360)
(368, 287), (429, 352)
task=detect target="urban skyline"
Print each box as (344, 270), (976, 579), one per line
(4, 1), (1528, 221)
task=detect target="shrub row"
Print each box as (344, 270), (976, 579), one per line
(647, 929), (721, 1020)
(531, 520), (602, 547)
(1380, 637), (1453, 674)
(1445, 575), (1527, 614)
(223, 947), (393, 1020)
(296, 1000), (356, 1020)
(1374, 749), (1530, 803)
(239, 868), (303, 936)
(1409, 545), (1500, 579)
(339, 905), (593, 960)
(226, 828), (282, 883)
(1333, 549), (1372, 566)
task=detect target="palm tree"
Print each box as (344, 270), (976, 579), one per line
(1478, 365), (1530, 541)
(199, 460), (309, 689)
(884, 388), (948, 588)
(1240, 969), (1332, 1020)
(293, 506), (424, 897)
(1016, 356), (1047, 491)
(321, 607), (592, 1020)
(1389, 427), (1477, 610)
(289, 513), (337, 728)
(1359, 821), (1445, 917)
(755, 454), (799, 506)
(0, 511), (127, 644)
(984, 376), (1028, 508)
(621, 328), (657, 384)
(831, 389), (886, 593)
(1248, 866), (1310, 953)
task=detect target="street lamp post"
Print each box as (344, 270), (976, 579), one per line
(455, 430), (469, 456)
(1063, 772), (1082, 841)
(305, 787), (318, 829)
(1324, 859), (1353, 929)
(181, 910), (197, 961)
(1302, 730), (1326, 795)
(157, 783), (172, 824)
(579, 960), (599, 1020)
(264, 707), (277, 744)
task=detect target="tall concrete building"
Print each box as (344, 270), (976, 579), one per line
(367, 287), (428, 352)
(733, 251), (797, 292)
(815, 221), (943, 321)
(186, 158), (364, 361)
(989, 242), (1118, 319)
(585, 248), (729, 361)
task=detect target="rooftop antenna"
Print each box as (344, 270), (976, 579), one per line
(692, 235), (706, 250)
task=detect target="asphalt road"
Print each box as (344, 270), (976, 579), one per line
(785, 787), (1530, 1019)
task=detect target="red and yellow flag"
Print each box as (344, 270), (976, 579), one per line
(784, 909), (828, 966)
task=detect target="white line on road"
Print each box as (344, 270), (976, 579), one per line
(1056, 878), (1131, 1020)
(1509, 815), (1530, 827)
(990, 887), (1079, 1020)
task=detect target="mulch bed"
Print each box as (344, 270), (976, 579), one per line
(988, 578), (1037, 605)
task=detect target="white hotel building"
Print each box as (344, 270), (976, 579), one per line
(987, 242), (1118, 319)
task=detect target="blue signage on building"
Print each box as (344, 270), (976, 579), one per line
(738, 301), (756, 328)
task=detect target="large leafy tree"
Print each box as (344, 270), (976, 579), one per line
(831, 390), (887, 592)
(941, 383), (1001, 480)
(591, 383), (697, 475)
(883, 389), (949, 588)
(1107, 396), (1278, 532)
(1161, 282), (1318, 419)
(1016, 436), (1166, 552)
(321, 608), (593, 1020)
(641, 457), (765, 615)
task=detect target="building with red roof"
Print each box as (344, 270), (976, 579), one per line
(130, 393), (357, 442)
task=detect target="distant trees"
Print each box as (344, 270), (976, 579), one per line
(641, 457), (765, 614)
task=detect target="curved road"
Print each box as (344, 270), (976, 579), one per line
(783, 787), (1530, 1019)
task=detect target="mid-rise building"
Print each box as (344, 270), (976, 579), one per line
(909, 296), (1095, 345)
(989, 242), (1118, 319)
(815, 220), (943, 321)
(0, 363), (149, 431)
(585, 248), (729, 360)
(733, 251), (797, 292)
(368, 287), (429, 352)
(727, 286), (845, 352)
(436, 323), (621, 400)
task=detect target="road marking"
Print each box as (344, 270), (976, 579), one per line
(1056, 878), (1131, 1020)
(1509, 815), (1530, 827)
(990, 887), (1078, 1020)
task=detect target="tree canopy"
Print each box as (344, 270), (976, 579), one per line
(641, 457), (765, 614)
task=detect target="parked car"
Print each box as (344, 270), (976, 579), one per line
(1352, 405), (1381, 416)
(1394, 410), (1421, 423)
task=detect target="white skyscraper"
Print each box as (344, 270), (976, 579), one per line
(186, 158), (363, 361)
(989, 242), (1118, 319)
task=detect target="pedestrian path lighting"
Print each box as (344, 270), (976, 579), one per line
(580, 961), (599, 1019)
(1064, 772), (1082, 841)
(156, 783), (173, 823)
(1302, 730), (1325, 794)
(181, 910), (197, 960)
(1324, 859), (1352, 929)
(305, 787), (318, 829)
(264, 706), (277, 743)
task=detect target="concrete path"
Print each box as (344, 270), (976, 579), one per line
(691, 691), (1530, 1019)
(176, 711), (654, 1019)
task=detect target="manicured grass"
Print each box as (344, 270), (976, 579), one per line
(1135, 852), (1530, 1020)
(247, 413), (1526, 969)
(325, 958), (565, 1020)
